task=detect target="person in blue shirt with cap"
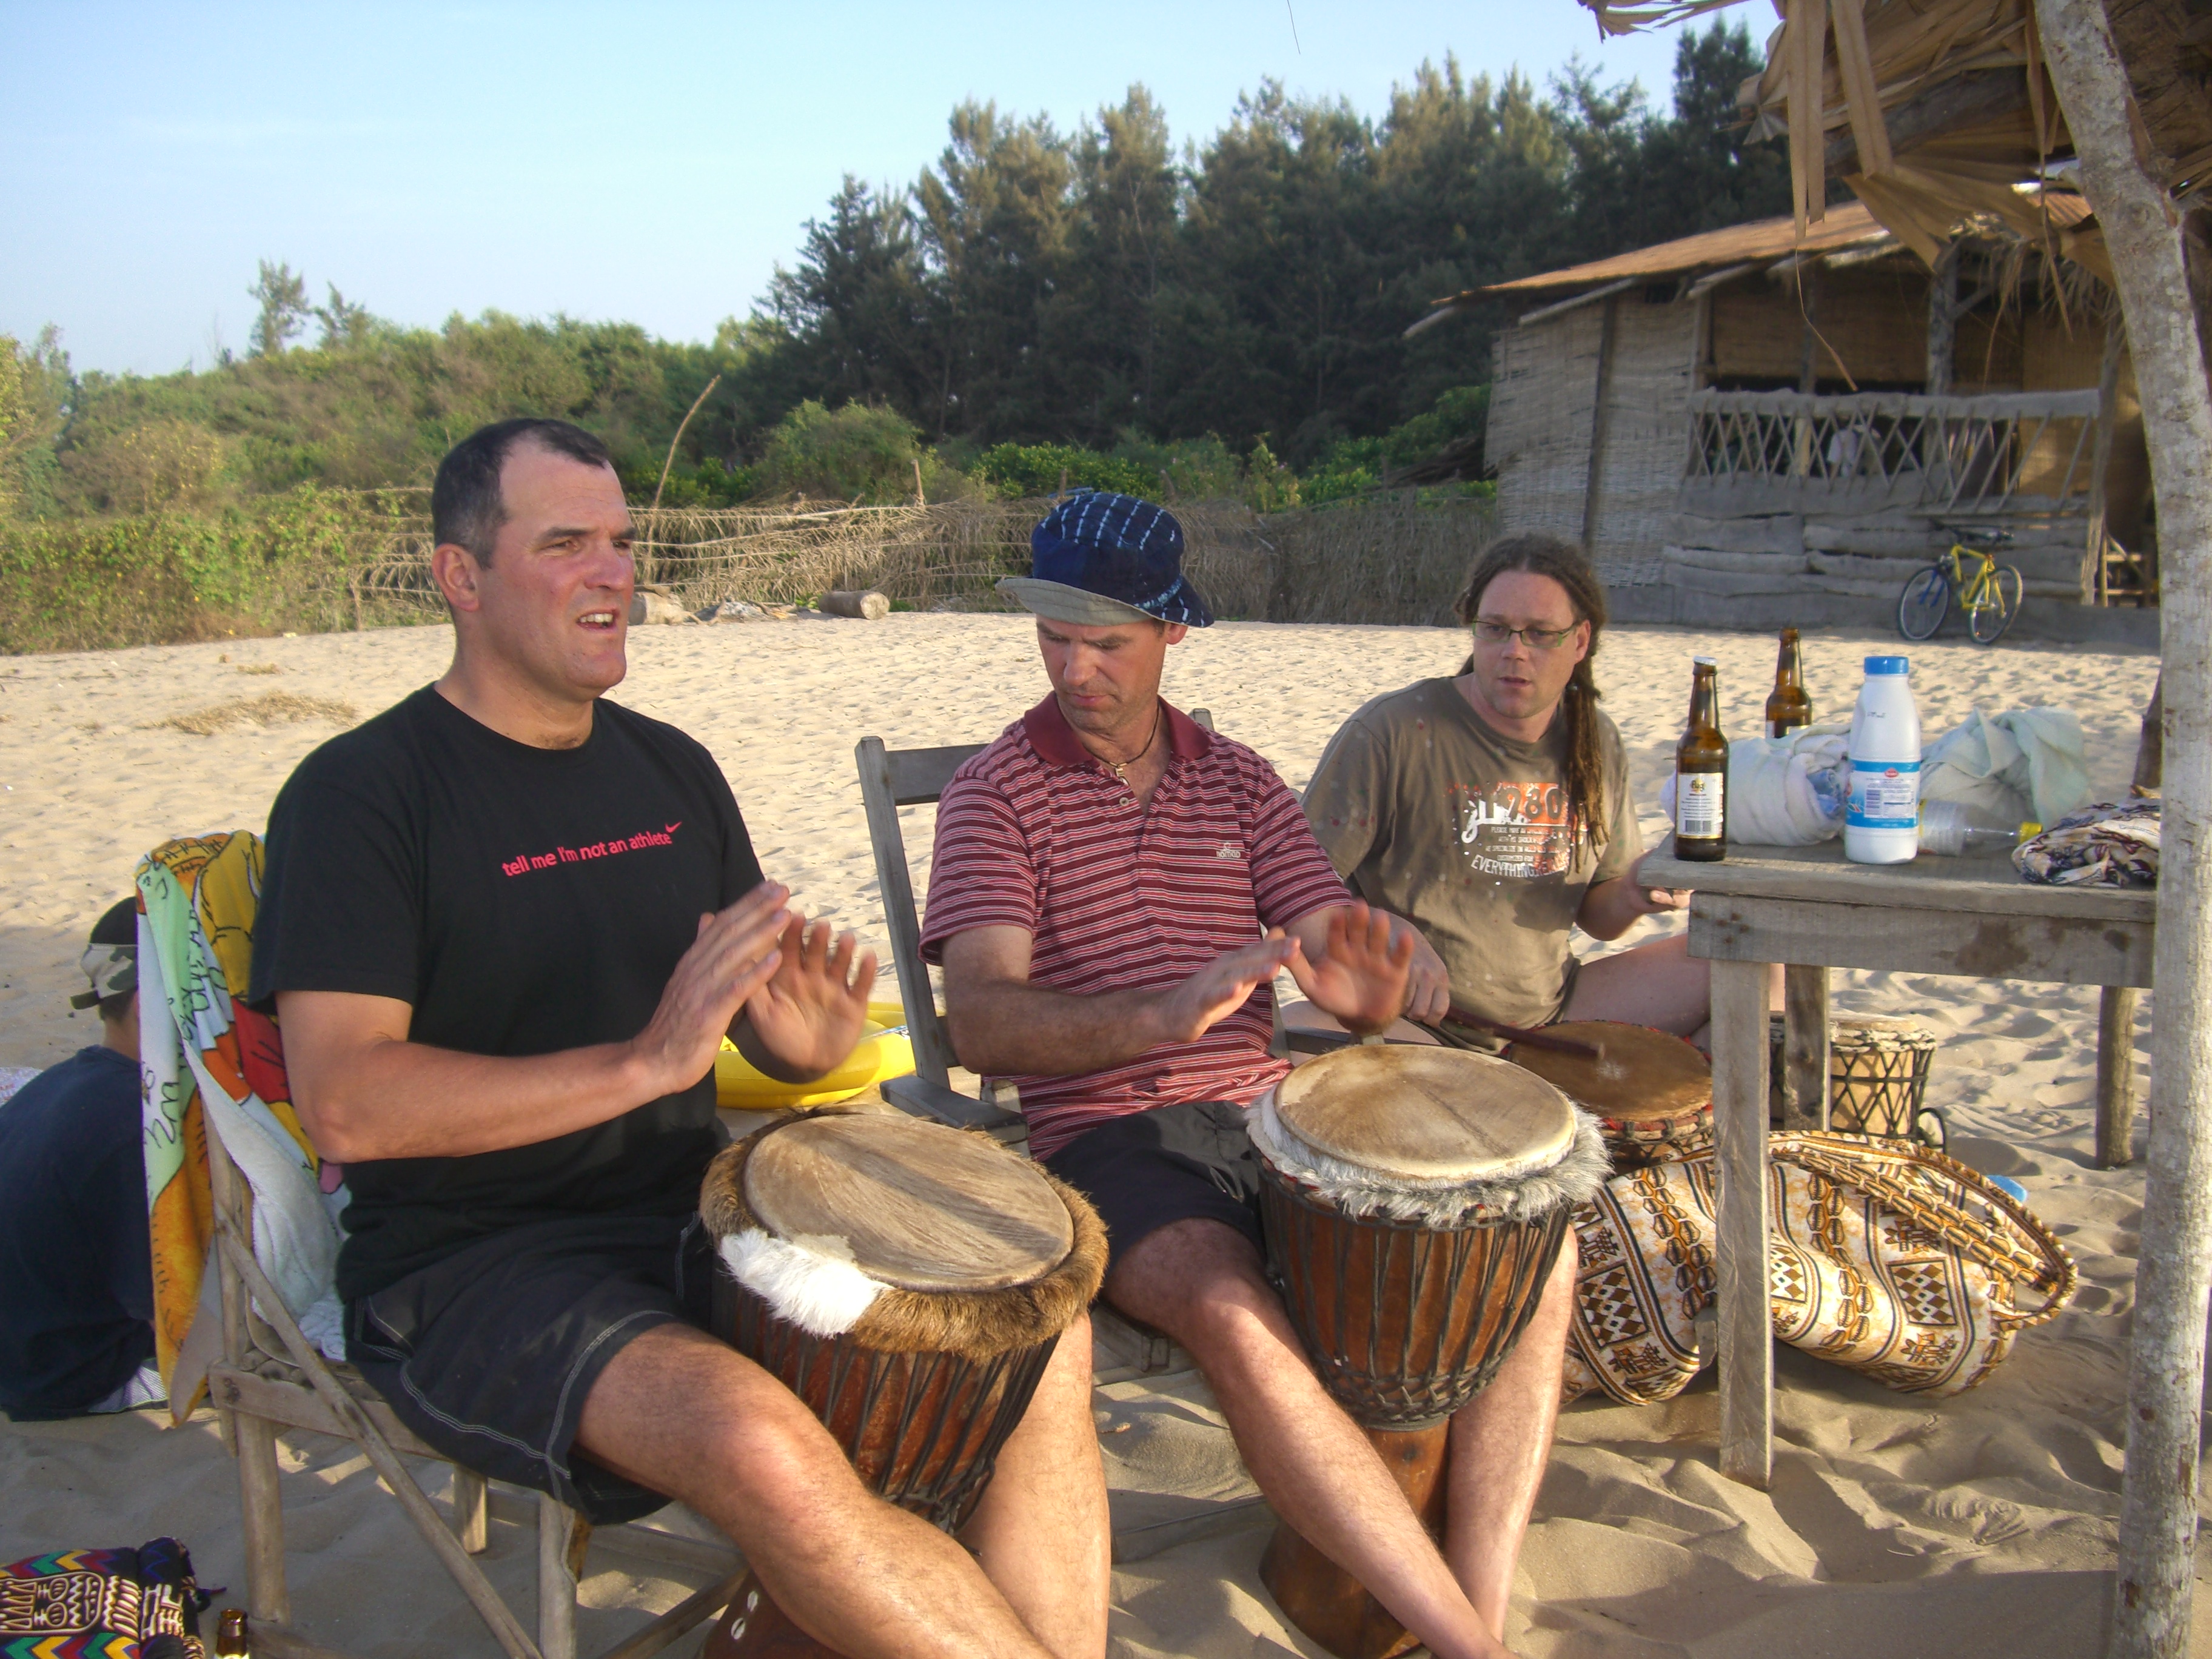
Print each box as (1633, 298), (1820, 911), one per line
(0, 898), (164, 1420)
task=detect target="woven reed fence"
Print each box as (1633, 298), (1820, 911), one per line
(347, 492), (1498, 628)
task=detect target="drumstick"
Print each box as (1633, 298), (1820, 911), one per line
(1442, 1006), (1603, 1061)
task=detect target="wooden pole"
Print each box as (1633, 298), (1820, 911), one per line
(2034, 4), (2212, 1654)
(1780, 964), (1831, 1132)
(1711, 957), (1774, 1488)
(2088, 314), (2126, 602)
(2097, 985), (2142, 1168)
(1580, 294), (1620, 560)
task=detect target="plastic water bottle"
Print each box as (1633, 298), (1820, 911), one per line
(1846, 655), (1921, 863)
(1919, 800), (2040, 857)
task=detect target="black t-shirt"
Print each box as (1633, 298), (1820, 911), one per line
(0, 1045), (155, 1418)
(250, 686), (764, 1301)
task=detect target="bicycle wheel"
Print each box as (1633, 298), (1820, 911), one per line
(1968, 563), (2023, 644)
(1897, 565), (1951, 641)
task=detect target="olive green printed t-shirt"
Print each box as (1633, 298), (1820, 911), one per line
(1302, 677), (1641, 1031)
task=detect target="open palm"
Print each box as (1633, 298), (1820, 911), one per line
(742, 917), (879, 1080)
(1284, 903), (1413, 1035)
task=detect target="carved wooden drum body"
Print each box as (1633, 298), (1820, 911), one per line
(1247, 1046), (1607, 1659)
(698, 1110), (1105, 1659)
(1504, 1021), (1714, 1171)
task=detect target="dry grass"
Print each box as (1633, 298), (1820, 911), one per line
(150, 692), (357, 736)
(236, 663), (282, 675)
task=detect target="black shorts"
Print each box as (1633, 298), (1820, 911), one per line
(346, 1212), (714, 1525)
(1039, 1100), (1264, 1276)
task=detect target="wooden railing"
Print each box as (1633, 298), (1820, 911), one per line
(1682, 389), (2102, 517)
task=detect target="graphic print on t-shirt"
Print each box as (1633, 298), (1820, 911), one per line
(1451, 780), (1573, 879)
(500, 820), (683, 877)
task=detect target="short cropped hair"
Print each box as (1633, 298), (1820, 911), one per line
(431, 418), (616, 565)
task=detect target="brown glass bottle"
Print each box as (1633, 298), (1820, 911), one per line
(1674, 656), (1729, 862)
(1765, 628), (1813, 739)
(215, 1609), (250, 1658)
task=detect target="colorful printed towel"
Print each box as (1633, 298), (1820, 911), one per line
(1, 1538), (209, 1658)
(138, 833), (345, 1420)
(2014, 799), (2159, 888)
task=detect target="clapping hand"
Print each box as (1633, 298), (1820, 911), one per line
(1282, 901), (1415, 1035)
(740, 915), (880, 1082)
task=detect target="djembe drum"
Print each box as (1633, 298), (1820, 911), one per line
(1764, 1014), (1945, 1146)
(1246, 1045), (1607, 1659)
(1501, 1021), (1713, 1171)
(697, 1109), (1106, 1659)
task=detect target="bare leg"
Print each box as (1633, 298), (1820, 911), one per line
(1443, 1237), (1576, 1640)
(575, 1322), (1067, 1659)
(1565, 934), (1781, 1045)
(1108, 1219), (1518, 1659)
(962, 1315), (1111, 1659)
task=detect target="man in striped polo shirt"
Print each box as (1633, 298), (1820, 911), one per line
(924, 493), (1571, 1659)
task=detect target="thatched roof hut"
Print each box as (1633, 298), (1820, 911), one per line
(1412, 194), (2155, 634)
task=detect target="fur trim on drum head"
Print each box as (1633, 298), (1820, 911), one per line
(699, 1110), (1109, 1364)
(1246, 1096), (1610, 1228)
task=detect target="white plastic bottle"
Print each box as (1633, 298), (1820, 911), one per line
(1845, 655), (1921, 863)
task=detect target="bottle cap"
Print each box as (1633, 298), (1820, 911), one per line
(1863, 655), (1909, 675)
(1692, 654), (1718, 666)
(2022, 822), (2042, 838)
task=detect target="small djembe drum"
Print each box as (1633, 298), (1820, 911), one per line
(1766, 1014), (1944, 1147)
(697, 1109), (1106, 1659)
(1245, 1045), (1607, 1659)
(1500, 1021), (1713, 1171)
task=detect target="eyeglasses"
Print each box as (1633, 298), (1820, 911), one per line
(1472, 618), (1581, 650)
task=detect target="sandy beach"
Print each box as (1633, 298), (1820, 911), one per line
(0, 612), (2177, 1657)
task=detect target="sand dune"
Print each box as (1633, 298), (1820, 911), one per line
(0, 613), (2175, 1657)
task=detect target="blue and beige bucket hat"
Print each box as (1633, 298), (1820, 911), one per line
(997, 491), (1214, 628)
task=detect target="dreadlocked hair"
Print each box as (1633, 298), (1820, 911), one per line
(1452, 532), (1611, 857)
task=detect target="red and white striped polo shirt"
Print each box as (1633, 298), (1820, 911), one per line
(920, 695), (1351, 1157)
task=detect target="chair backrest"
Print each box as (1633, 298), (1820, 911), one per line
(855, 709), (1214, 1090)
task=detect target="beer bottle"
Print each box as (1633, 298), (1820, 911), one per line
(1765, 628), (1813, 739)
(1674, 656), (1729, 862)
(215, 1609), (250, 1657)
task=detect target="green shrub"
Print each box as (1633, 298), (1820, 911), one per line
(0, 486), (388, 652)
(756, 400), (964, 503)
(971, 442), (1152, 500)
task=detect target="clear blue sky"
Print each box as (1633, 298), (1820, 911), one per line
(3, 1), (1700, 376)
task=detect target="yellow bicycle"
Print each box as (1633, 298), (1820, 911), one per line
(1897, 525), (2023, 645)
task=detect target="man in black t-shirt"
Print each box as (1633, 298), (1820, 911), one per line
(253, 420), (1107, 1659)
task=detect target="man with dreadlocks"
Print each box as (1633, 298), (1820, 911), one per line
(1303, 532), (1719, 1043)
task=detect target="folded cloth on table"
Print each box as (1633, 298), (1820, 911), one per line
(1922, 708), (2091, 826)
(2013, 799), (2160, 888)
(1658, 725), (1851, 846)
(138, 832), (347, 1423)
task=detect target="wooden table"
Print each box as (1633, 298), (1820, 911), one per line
(1639, 837), (2156, 1488)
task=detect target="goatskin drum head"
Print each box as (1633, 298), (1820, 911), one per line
(745, 1114), (1073, 1293)
(1273, 1044), (1576, 1182)
(1504, 1022), (1711, 1122)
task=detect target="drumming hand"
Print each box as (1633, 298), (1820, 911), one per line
(1399, 922), (1451, 1025)
(1155, 936), (1299, 1044)
(739, 915), (880, 1082)
(1281, 901), (1415, 1036)
(629, 882), (791, 1097)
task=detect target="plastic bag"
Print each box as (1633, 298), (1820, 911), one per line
(1922, 708), (2091, 826)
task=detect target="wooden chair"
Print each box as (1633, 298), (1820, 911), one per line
(853, 708), (1215, 1138)
(201, 1113), (743, 1659)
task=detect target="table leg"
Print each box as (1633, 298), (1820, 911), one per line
(1711, 958), (1773, 1489)
(2096, 985), (2141, 1170)
(1780, 965), (1830, 1133)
